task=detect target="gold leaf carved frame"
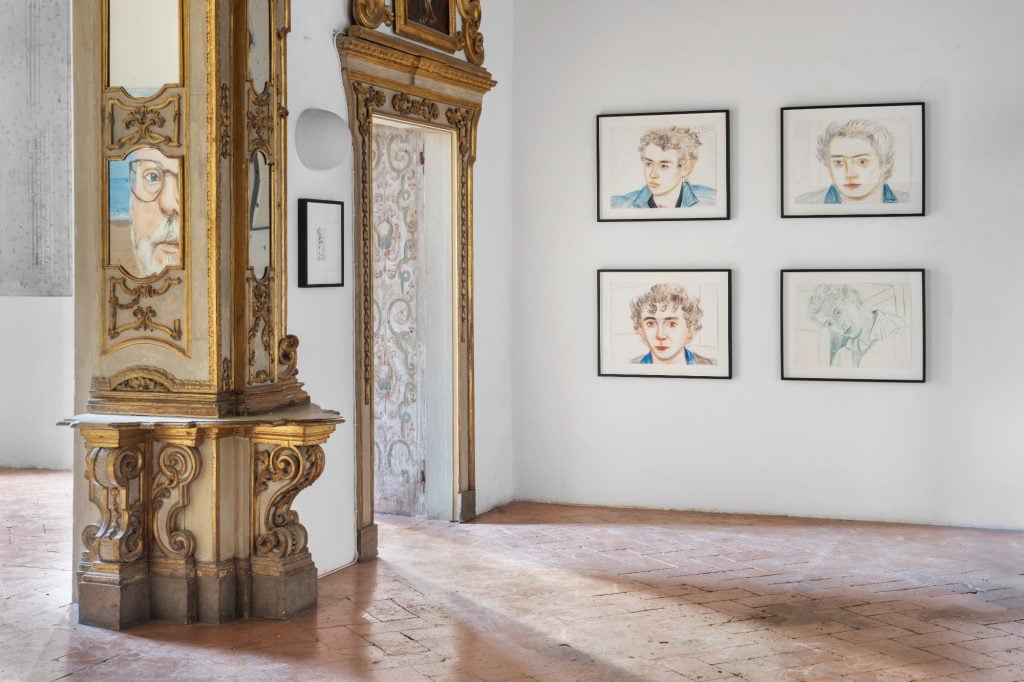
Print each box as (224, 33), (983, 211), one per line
(337, 27), (494, 561)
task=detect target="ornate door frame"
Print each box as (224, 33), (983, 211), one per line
(337, 27), (494, 561)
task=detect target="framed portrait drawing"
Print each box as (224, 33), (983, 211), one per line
(394, 0), (458, 53)
(781, 103), (925, 218)
(598, 269), (732, 379)
(298, 199), (344, 288)
(781, 269), (925, 382)
(597, 110), (730, 222)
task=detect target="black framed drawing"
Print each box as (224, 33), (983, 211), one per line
(597, 110), (730, 222)
(781, 103), (925, 218)
(598, 269), (732, 379)
(298, 199), (344, 288)
(781, 269), (925, 382)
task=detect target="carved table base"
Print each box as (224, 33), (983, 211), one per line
(65, 404), (342, 630)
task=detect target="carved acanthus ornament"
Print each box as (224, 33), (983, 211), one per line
(252, 445), (325, 558)
(106, 95), (181, 151)
(247, 83), (274, 162)
(446, 106), (475, 342)
(247, 267), (274, 385)
(352, 0), (393, 28)
(82, 445), (146, 565)
(278, 335), (300, 380)
(108, 276), (184, 342)
(113, 377), (171, 392)
(391, 93), (439, 122)
(218, 83), (231, 158)
(151, 444), (201, 559)
(455, 0), (485, 66)
(353, 82), (387, 403)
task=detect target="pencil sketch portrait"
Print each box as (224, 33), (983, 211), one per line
(597, 110), (730, 221)
(802, 283), (912, 369)
(796, 119), (909, 206)
(611, 127), (716, 210)
(629, 283), (716, 366)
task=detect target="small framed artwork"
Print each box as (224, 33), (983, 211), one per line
(781, 269), (925, 382)
(394, 0), (458, 53)
(598, 269), (732, 379)
(597, 110), (730, 222)
(781, 103), (925, 217)
(298, 199), (344, 288)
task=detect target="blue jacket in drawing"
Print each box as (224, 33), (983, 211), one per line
(636, 348), (716, 366)
(611, 182), (716, 209)
(797, 184), (909, 204)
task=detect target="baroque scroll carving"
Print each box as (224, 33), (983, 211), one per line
(391, 93), (439, 122)
(455, 0), (485, 66)
(151, 444), (201, 559)
(82, 445), (146, 565)
(218, 83), (231, 158)
(446, 105), (475, 342)
(106, 94), (182, 152)
(247, 83), (274, 162)
(352, 0), (393, 29)
(353, 82), (387, 403)
(247, 267), (273, 385)
(252, 445), (326, 558)
(278, 335), (300, 380)
(107, 275), (183, 342)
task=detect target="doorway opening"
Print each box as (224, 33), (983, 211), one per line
(371, 117), (457, 521)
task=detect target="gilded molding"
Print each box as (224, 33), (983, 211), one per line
(352, 0), (393, 29)
(105, 93), (182, 153)
(446, 105), (475, 343)
(352, 82), (386, 403)
(94, 366), (209, 394)
(252, 444), (325, 558)
(247, 267), (274, 385)
(152, 444), (201, 559)
(455, 0), (485, 66)
(82, 445), (147, 564)
(114, 376), (171, 392)
(218, 83), (231, 158)
(278, 335), (299, 380)
(337, 30), (495, 95)
(108, 276), (184, 343)
(391, 93), (439, 121)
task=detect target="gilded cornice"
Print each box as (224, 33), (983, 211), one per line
(337, 27), (494, 96)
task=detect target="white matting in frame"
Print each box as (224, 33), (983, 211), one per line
(597, 110), (730, 221)
(782, 103), (924, 217)
(598, 269), (732, 379)
(781, 269), (925, 382)
(298, 198), (344, 287)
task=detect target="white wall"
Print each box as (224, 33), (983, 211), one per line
(511, 0), (1024, 529)
(0, 298), (74, 469)
(472, 0), (517, 513)
(287, 1), (357, 573)
(288, 0), (517, 570)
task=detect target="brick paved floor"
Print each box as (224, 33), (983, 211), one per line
(2, 469), (1023, 680)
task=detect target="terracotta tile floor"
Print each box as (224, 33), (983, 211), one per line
(2, 469), (1024, 681)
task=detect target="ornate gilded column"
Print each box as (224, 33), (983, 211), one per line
(78, 427), (149, 629)
(148, 429), (202, 622)
(68, 0), (343, 630)
(249, 422), (332, 619)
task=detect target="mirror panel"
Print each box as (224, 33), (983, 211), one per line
(249, 153), (271, 276)
(248, 0), (271, 92)
(108, 0), (180, 98)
